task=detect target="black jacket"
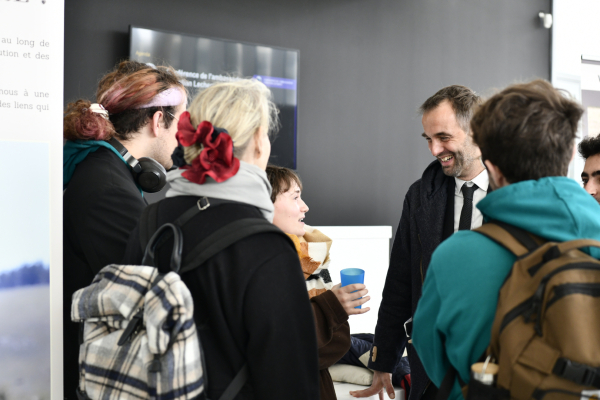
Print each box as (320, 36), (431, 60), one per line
(122, 196), (320, 400)
(63, 147), (146, 398)
(369, 160), (454, 400)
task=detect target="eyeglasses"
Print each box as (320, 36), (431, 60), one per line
(167, 111), (179, 122)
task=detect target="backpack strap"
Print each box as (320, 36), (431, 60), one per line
(435, 364), (467, 400)
(139, 201), (161, 251)
(138, 199), (286, 400)
(173, 197), (240, 226)
(180, 218), (285, 274)
(218, 363), (250, 400)
(436, 349), (492, 400)
(551, 239), (600, 256)
(552, 357), (600, 389)
(178, 218), (284, 398)
(474, 221), (540, 257)
(139, 197), (241, 251)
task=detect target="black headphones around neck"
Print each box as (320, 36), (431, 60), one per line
(108, 138), (167, 193)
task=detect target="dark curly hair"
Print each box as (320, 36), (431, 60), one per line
(578, 135), (600, 160)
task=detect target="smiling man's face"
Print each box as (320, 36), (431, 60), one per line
(422, 100), (482, 181)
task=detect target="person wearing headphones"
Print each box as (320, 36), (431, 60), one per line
(62, 60), (186, 398)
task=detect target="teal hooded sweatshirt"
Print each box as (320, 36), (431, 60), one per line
(412, 177), (600, 399)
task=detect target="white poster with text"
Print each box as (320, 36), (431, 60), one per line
(0, 0), (64, 399)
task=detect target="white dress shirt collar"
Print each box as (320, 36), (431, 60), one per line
(454, 168), (489, 195)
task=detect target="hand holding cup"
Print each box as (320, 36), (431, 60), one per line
(335, 268), (370, 315)
(331, 283), (370, 315)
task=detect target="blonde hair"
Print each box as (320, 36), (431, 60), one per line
(184, 79), (279, 164)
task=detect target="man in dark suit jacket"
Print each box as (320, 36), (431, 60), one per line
(62, 61), (187, 399)
(351, 85), (488, 400)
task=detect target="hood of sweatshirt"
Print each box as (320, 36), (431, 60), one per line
(477, 176), (600, 258)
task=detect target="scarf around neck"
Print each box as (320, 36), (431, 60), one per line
(63, 140), (128, 189)
(166, 160), (275, 222)
(287, 225), (333, 298)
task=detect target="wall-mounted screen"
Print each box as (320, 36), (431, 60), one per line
(130, 26), (299, 169)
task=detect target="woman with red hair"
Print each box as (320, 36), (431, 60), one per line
(62, 60), (186, 399)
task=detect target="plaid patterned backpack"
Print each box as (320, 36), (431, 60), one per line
(71, 197), (285, 400)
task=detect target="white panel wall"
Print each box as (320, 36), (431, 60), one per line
(552, 0), (600, 181)
(314, 226), (392, 334)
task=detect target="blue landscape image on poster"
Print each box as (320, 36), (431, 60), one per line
(0, 141), (50, 400)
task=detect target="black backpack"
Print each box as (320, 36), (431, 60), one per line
(139, 197), (292, 400)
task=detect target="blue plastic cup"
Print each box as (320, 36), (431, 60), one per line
(340, 268), (365, 309)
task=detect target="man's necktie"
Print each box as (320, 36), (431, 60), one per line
(458, 183), (478, 231)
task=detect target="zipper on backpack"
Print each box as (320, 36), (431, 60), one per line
(117, 308), (144, 346)
(499, 297), (534, 333)
(544, 282), (600, 309)
(499, 262), (600, 334)
(530, 263), (600, 335)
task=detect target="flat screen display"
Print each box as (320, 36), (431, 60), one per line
(130, 26), (298, 169)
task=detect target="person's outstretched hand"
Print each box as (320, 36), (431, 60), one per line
(331, 283), (370, 315)
(350, 371), (395, 399)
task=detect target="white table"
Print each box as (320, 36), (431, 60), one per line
(334, 382), (405, 400)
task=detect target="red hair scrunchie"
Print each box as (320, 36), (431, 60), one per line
(176, 111), (240, 184)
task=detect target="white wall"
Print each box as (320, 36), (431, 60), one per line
(315, 226), (392, 334)
(552, 0), (600, 180)
(552, 0), (600, 77)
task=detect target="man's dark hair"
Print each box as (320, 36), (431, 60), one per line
(471, 79), (583, 183)
(419, 85), (482, 133)
(578, 136), (600, 160)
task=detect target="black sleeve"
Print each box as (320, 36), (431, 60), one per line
(122, 223), (145, 265)
(78, 184), (146, 273)
(368, 193), (413, 372)
(243, 251), (320, 400)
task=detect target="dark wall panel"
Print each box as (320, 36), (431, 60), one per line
(64, 0), (551, 231)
